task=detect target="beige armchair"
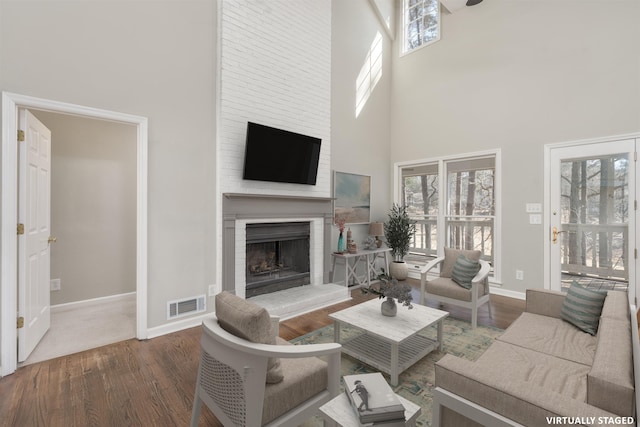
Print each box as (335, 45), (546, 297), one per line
(190, 292), (341, 427)
(420, 248), (492, 329)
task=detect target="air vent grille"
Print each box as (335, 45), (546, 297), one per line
(167, 295), (206, 320)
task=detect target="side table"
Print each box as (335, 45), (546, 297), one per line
(329, 247), (391, 288)
(319, 392), (421, 427)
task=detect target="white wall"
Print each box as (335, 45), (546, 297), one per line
(390, 0), (640, 294)
(331, 0), (394, 248)
(218, 0), (332, 198)
(0, 1), (217, 328)
(33, 111), (137, 306)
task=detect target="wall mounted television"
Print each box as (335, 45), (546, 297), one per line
(242, 122), (322, 185)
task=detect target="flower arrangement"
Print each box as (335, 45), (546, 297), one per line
(335, 216), (346, 233)
(362, 270), (413, 309)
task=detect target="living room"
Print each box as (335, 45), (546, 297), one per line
(1, 0), (640, 425)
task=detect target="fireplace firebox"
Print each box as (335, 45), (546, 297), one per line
(245, 222), (311, 298)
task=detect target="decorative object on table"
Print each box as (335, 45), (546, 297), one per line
(384, 204), (416, 280)
(335, 216), (347, 253)
(362, 270), (413, 316)
(343, 372), (406, 424)
(381, 297), (397, 317)
(334, 171), (371, 224)
(348, 241), (358, 254)
(363, 235), (377, 250)
(368, 222), (385, 248)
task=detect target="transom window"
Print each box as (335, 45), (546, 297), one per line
(399, 152), (500, 279)
(402, 0), (440, 55)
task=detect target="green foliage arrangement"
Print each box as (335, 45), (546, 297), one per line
(384, 203), (416, 262)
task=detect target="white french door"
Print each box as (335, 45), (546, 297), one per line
(548, 138), (636, 302)
(17, 109), (52, 362)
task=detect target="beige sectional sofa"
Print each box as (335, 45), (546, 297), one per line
(432, 289), (640, 427)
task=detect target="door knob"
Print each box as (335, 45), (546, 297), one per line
(552, 227), (566, 244)
(48, 236), (57, 244)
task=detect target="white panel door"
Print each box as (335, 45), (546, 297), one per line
(18, 109), (52, 362)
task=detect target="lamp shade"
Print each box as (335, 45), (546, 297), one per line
(369, 222), (384, 237)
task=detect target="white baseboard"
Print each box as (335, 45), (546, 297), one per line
(52, 292), (211, 340)
(51, 292), (136, 313)
(488, 286), (526, 300)
(146, 312), (212, 339)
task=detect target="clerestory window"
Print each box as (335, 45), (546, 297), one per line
(402, 0), (440, 55)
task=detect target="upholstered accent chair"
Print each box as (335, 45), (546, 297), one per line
(190, 291), (342, 427)
(420, 248), (492, 329)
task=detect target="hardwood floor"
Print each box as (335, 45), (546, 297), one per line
(280, 279), (525, 340)
(0, 280), (524, 427)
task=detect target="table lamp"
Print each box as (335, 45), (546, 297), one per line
(369, 222), (384, 248)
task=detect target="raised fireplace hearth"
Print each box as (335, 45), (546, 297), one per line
(245, 222), (311, 298)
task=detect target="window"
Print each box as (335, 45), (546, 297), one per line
(445, 157), (495, 264)
(402, 0), (440, 55)
(402, 163), (439, 258)
(399, 152), (500, 279)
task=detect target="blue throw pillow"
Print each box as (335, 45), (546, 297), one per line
(561, 281), (607, 335)
(451, 255), (480, 290)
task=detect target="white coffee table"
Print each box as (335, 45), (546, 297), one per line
(319, 392), (421, 427)
(329, 298), (449, 386)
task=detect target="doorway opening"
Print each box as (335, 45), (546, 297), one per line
(544, 136), (638, 303)
(1, 92), (148, 376)
(19, 109), (138, 366)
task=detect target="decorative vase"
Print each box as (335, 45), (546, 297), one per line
(389, 261), (409, 281)
(337, 232), (346, 253)
(381, 297), (397, 317)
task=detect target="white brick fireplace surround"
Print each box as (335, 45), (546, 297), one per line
(222, 193), (348, 317)
(216, 2), (336, 316)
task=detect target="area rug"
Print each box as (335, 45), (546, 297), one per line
(291, 317), (503, 426)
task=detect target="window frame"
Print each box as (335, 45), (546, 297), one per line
(394, 149), (502, 283)
(400, 0), (441, 57)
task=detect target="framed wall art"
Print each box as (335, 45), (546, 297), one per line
(334, 171), (371, 224)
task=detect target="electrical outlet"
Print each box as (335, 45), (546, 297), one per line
(516, 270), (524, 280)
(50, 278), (61, 291)
(208, 284), (217, 297)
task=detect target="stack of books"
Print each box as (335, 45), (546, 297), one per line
(343, 373), (406, 426)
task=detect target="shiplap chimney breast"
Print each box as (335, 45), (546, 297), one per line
(218, 0), (332, 197)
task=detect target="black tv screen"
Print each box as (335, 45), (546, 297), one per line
(242, 122), (322, 185)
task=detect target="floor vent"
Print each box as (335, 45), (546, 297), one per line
(167, 295), (206, 320)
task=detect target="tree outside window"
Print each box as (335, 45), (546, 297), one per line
(402, 164), (438, 257)
(403, 0), (440, 54)
(400, 155), (497, 277)
(445, 157), (495, 266)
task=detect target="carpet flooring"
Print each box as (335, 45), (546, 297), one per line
(291, 317), (503, 426)
(19, 294), (136, 366)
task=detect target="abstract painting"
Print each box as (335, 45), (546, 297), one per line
(334, 171), (371, 224)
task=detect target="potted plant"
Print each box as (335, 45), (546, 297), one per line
(384, 203), (416, 280)
(362, 270), (413, 316)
